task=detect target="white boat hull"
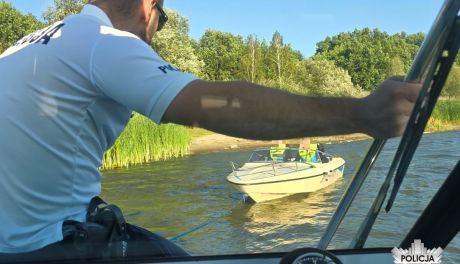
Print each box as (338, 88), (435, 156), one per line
(227, 157), (345, 202)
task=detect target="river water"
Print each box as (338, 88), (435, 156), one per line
(102, 130), (459, 262)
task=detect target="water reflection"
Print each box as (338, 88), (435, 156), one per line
(239, 183), (341, 228)
(230, 182), (343, 251)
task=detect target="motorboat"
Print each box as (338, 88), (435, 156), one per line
(226, 146), (346, 202)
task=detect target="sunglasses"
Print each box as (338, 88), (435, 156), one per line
(155, 4), (168, 31)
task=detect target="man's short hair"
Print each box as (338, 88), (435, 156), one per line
(88, 0), (144, 16)
(114, 0), (143, 17)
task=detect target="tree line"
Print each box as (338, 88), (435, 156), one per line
(2, 0), (460, 98)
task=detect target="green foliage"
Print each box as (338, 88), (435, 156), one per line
(152, 9), (204, 77)
(428, 99), (460, 131)
(386, 56), (406, 77)
(443, 64), (460, 98)
(43, 0), (85, 24)
(234, 32), (304, 91)
(315, 28), (423, 91)
(240, 35), (264, 83)
(197, 30), (245, 80)
(102, 114), (191, 170)
(293, 59), (366, 97)
(432, 99), (460, 123)
(267, 31), (302, 87)
(0, 1), (42, 53)
(433, 99), (460, 124)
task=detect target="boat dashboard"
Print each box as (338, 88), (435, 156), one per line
(97, 248), (393, 264)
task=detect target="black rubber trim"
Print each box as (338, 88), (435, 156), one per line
(29, 247), (392, 263)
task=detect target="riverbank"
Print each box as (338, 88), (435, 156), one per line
(190, 126), (460, 154)
(190, 132), (370, 154)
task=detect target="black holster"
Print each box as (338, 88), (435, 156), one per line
(63, 196), (129, 259)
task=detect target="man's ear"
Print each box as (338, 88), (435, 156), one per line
(140, 0), (154, 22)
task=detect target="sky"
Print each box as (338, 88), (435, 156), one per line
(7, 0), (444, 58)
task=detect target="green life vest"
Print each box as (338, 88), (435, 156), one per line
(299, 144), (318, 162)
(269, 147), (285, 161)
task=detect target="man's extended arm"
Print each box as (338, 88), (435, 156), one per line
(162, 77), (421, 140)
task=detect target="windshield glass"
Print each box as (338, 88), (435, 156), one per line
(101, 129), (460, 256)
(2, 0), (460, 263)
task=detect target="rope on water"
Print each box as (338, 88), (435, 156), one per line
(169, 221), (214, 241)
(168, 195), (246, 241)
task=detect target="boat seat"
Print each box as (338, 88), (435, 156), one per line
(283, 149), (299, 162)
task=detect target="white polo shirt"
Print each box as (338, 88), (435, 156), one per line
(0, 5), (196, 253)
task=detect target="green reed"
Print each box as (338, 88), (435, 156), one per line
(432, 99), (460, 122)
(428, 98), (460, 131)
(101, 113), (191, 170)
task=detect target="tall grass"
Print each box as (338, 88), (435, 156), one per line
(101, 113), (191, 170)
(427, 98), (460, 131)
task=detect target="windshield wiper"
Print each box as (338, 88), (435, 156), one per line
(350, 0), (460, 249)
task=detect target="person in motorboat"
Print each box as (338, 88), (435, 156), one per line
(298, 138), (321, 163)
(279, 138), (325, 163)
(0, 0), (422, 262)
(270, 138), (322, 163)
(298, 137), (312, 162)
(270, 141), (287, 161)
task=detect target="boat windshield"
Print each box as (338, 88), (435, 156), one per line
(247, 148), (304, 162)
(248, 149), (272, 162)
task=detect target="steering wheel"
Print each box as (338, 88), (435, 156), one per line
(280, 247), (343, 264)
